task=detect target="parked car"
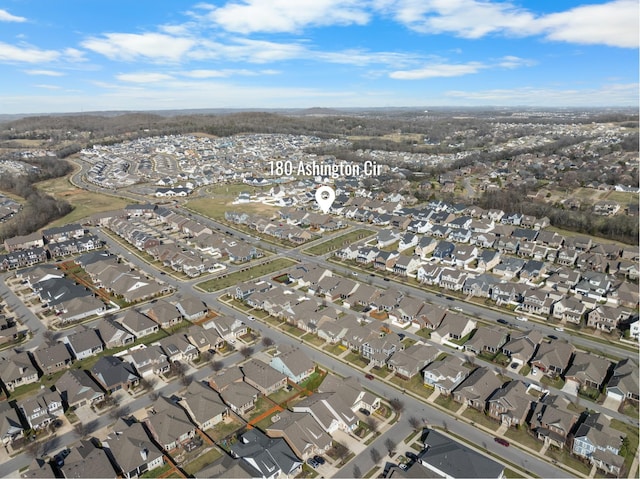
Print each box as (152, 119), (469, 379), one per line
(247, 315), (256, 321)
(554, 327), (564, 332)
(359, 408), (371, 416)
(531, 368), (539, 376)
(497, 319), (509, 325)
(365, 373), (375, 380)
(547, 334), (558, 340)
(516, 316), (528, 322)
(313, 456), (325, 465)
(307, 458), (319, 468)
(494, 437), (510, 447)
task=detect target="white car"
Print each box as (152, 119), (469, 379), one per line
(554, 327), (564, 332)
(247, 315), (256, 321)
(516, 316), (528, 322)
(531, 368), (539, 376)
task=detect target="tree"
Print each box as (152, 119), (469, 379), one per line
(42, 329), (56, 342)
(25, 440), (44, 459)
(200, 350), (212, 362)
(109, 405), (129, 421)
(211, 359), (224, 372)
(370, 447), (381, 464)
(180, 373), (194, 387)
(408, 416), (422, 431)
(239, 346), (254, 359)
(352, 465), (362, 478)
(365, 416), (378, 434)
(262, 336), (275, 348)
(389, 398), (404, 415)
(139, 377), (156, 391)
(384, 438), (396, 456)
(333, 441), (350, 463)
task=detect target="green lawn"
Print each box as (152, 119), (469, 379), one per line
(389, 373), (432, 400)
(206, 417), (245, 443)
(300, 370), (326, 392)
(140, 463), (173, 478)
(186, 183), (275, 220)
(611, 418), (639, 475)
(545, 446), (591, 476)
(245, 396), (275, 423)
(370, 366), (391, 379)
(540, 375), (565, 390)
(344, 351), (370, 368)
(505, 426), (543, 451)
(461, 408), (499, 431)
(323, 343), (346, 356)
(197, 258), (297, 292)
(183, 447), (224, 476)
(282, 323), (305, 337)
(302, 229), (374, 255)
(620, 400), (639, 419)
(433, 394), (460, 412)
(268, 388), (299, 406)
(301, 333), (326, 347)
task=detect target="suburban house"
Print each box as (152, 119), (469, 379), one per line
(145, 300), (182, 328)
(219, 380), (259, 416)
(386, 343), (439, 379)
(0, 352), (39, 392)
(59, 440), (116, 479)
(242, 359), (288, 395)
(463, 327), (509, 355)
(127, 345), (170, 377)
(501, 330), (543, 365)
(156, 334), (198, 363)
(205, 315), (247, 345)
(145, 396), (197, 451)
(120, 310), (159, 338)
(175, 295), (209, 321)
(487, 380), (531, 427)
(431, 313), (476, 344)
(452, 367), (502, 411)
(266, 410), (332, 460)
(0, 401), (23, 445)
(230, 428), (303, 479)
(55, 369), (105, 410)
(417, 304), (448, 330)
(32, 341), (73, 374)
(564, 352), (612, 391)
(18, 390), (63, 430)
(269, 345), (315, 383)
(91, 355), (139, 393)
(94, 318), (135, 349)
(530, 394), (578, 449)
(572, 413), (625, 476)
(531, 340), (575, 378)
(178, 381), (228, 430)
(62, 327), (104, 360)
(423, 355), (469, 395)
(104, 418), (165, 479)
(606, 359), (639, 403)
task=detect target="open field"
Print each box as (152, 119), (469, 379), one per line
(186, 183), (277, 220)
(36, 174), (132, 227)
(196, 258), (297, 292)
(303, 228), (374, 255)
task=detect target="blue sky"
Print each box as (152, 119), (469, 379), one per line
(0, 0), (637, 114)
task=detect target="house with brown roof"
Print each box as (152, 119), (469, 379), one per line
(463, 327), (509, 356)
(266, 410), (332, 460)
(105, 419), (165, 479)
(55, 369), (104, 409)
(487, 380), (531, 427)
(417, 304), (447, 330)
(178, 381), (228, 430)
(119, 310), (159, 338)
(0, 352), (39, 392)
(564, 352), (612, 391)
(431, 313), (476, 344)
(269, 345), (315, 383)
(501, 329), (543, 365)
(32, 341), (73, 374)
(452, 367), (502, 411)
(145, 299), (182, 328)
(387, 342), (438, 379)
(219, 380), (259, 416)
(531, 340), (575, 378)
(145, 396), (197, 451)
(530, 394), (578, 449)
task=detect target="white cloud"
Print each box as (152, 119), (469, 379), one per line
(497, 56), (536, 69)
(82, 32), (196, 62)
(33, 84), (62, 90)
(206, 0), (370, 33)
(378, 0), (638, 48)
(0, 42), (60, 63)
(24, 69), (65, 76)
(0, 9), (26, 22)
(445, 83), (639, 106)
(390, 61), (485, 79)
(116, 72), (175, 83)
(538, 0), (638, 48)
(181, 68), (277, 78)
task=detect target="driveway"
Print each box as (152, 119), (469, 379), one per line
(561, 379), (579, 396)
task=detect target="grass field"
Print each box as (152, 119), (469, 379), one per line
(36, 174), (132, 227)
(196, 258), (297, 292)
(303, 228), (374, 255)
(186, 183), (277, 220)
(183, 448), (224, 476)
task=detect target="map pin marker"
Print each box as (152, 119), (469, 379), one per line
(315, 186), (335, 214)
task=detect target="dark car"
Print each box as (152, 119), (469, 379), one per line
(313, 455), (325, 465)
(383, 277), (390, 282)
(307, 458), (319, 468)
(497, 319), (509, 325)
(405, 452), (418, 461)
(547, 334), (558, 340)
(397, 333), (406, 340)
(365, 373), (375, 380)
(359, 408), (371, 416)
(510, 363), (518, 369)
(494, 437), (510, 447)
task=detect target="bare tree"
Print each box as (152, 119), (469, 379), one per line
(200, 350), (212, 362)
(389, 398), (404, 415)
(384, 437), (396, 456)
(261, 336), (275, 347)
(239, 346), (254, 359)
(333, 441), (350, 463)
(180, 373), (193, 387)
(365, 416), (378, 434)
(139, 377), (156, 391)
(211, 359), (224, 372)
(74, 421), (89, 438)
(370, 447), (381, 464)
(352, 464), (362, 478)
(42, 329), (56, 343)
(109, 405), (130, 422)
(408, 416), (422, 431)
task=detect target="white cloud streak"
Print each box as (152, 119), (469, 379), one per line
(0, 42), (60, 63)
(0, 9), (26, 22)
(23, 69), (66, 76)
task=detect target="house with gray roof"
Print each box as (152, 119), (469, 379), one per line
(269, 345), (315, 383)
(145, 396), (197, 451)
(32, 341), (73, 374)
(453, 367), (502, 411)
(55, 369), (105, 409)
(62, 326), (103, 360)
(463, 327), (509, 356)
(419, 429), (504, 479)
(127, 345), (169, 377)
(0, 401), (23, 445)
(564, 352), (611, 391)
(501, 329), (543, 365)
(175, 295), (208, 321)
(120, 310), (159, 338)
(0, 352), (38, 392)
(387, 342), (438, 379)
(95, 317), (135, 349)
(530, 394), (578, 449)
(487, 380), (531, 428)
(606, 359), (639, 403)
(230, 428), (302, 478)
(423, 355), (469, 395)
(266, 410), (332, 460)
(91, 355), (139, 393)
(206, 315), (247, 345)
(105, 418), (165, 479)
(242, 358), (288, 395)
(60, 439), (116, 479)
(145, 299), (182, 328)
(572, 413), (625, 477)
(219, 380), (259, 416)
(18, 390), (63, 430)
(178, 381), (228, 430)
(431, 313), (476, 344)
(531, 340), (575, 378)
